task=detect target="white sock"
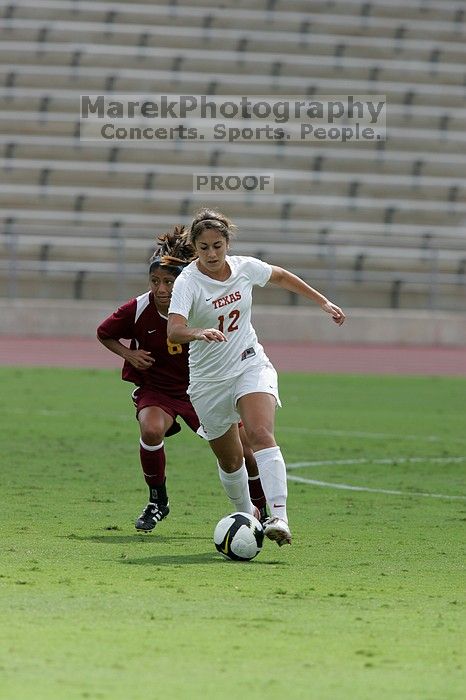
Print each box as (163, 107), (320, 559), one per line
(217, 461), (254, 515)
(253, 446), (288, 523)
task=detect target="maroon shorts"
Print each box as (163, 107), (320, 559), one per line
(131, 387), (200, 438)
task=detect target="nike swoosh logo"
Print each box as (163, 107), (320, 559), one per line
(221, 531), (231, 554)
(148, 330), (156, 334)
(205, 297), (213, 302)
(273, 504), (285, 508)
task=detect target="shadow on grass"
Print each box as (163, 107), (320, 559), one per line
(62, 533), (211, 544)
(61, 534), (288, 566)
(121, 552), (286, 566)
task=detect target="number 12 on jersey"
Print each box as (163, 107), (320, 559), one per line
(218, 309), (240, 333)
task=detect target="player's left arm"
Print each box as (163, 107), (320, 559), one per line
(268, 265), (345, 325)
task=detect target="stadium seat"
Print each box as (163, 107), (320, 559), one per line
(0, 0), (464, 309)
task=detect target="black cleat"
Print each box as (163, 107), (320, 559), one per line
(135, 501), (170, 532)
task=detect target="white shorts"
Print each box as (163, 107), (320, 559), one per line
(188, 361), (281, 441)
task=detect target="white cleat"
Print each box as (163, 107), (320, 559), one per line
(262, 517), (292, 546)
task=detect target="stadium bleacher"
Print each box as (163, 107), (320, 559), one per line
(1, 0), (465, 310)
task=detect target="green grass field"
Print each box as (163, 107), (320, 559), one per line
(1, 367), (465, 700)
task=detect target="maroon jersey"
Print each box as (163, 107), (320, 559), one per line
(97, 291), (189, 399)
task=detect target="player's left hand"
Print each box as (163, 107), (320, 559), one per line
(321, 300), (346, 325)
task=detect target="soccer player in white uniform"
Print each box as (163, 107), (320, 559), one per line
(98, 225), (267, 532)
(168, 209), (345, 546)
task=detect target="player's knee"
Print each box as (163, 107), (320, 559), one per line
(140, 424), (165, 445)
(246, 425), (275, 451)
(218, 453), (244, 472)
(217, 449), (243, 474)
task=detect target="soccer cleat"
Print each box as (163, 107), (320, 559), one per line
(135, 501), (170, 532)
(262, 517), (292, 547)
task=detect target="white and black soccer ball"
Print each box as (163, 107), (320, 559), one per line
(213, 511), (264, 561)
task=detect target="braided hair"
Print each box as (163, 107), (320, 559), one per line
(149, 225), (196, 275)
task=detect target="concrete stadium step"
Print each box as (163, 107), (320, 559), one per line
(1, 41), (464, 87)
(0, 261), (143, 301)
(7, 1), (465, 41)
(1, 260), (462, 311)
(2, 158), (465, 205)
(141, 0), (465, 25)
(3, 233), (462, 279)
(1, 0), (464, 312)
(1, 112), (464, 157)
(3, 19), (465, 64)
(1, 184), (465, 227)
(2, 90), (465, 134)
(2, 135), (465, 179)
(2, 209), (463, 251)
(1, 63), (464, 109)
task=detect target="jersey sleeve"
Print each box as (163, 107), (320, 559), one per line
(97, 299), (136, 340)
(168, 272), (194, 320)
(243, 256), (273, 287)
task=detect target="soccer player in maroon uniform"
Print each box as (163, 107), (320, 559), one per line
(97, 226), (266, 531)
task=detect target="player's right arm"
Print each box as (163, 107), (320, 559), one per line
(167, 269), (226, 344)
(98, 336), (154, 369)
(97, 300), (155, 369)
(167, 314), (226, 344)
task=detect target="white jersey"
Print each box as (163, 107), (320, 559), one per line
(169, 255), (272, 382)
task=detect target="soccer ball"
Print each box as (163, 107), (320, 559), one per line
(213, 511), (264, 561)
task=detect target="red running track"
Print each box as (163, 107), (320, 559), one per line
(0, 336), (465, 376)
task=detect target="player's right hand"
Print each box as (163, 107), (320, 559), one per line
(126, 349), (155, 369)
(195, 328), (227, 343)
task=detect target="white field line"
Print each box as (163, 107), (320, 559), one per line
(287, 456), (466, 500)
(288, 456), (466, 468)
(279, 427), (466, 445)
(287, 474), (466, 500)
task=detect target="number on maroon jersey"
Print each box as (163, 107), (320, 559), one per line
(167, 339), (183, 355)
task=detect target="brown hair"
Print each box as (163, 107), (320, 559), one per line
(149, 224), (196, 274)
(189, 208), (237, 246)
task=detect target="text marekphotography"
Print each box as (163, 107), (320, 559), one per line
(80, 94), (387, 143)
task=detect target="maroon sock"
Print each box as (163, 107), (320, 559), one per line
(139, 439), (166, 489)
(248, 475), (267, 510)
